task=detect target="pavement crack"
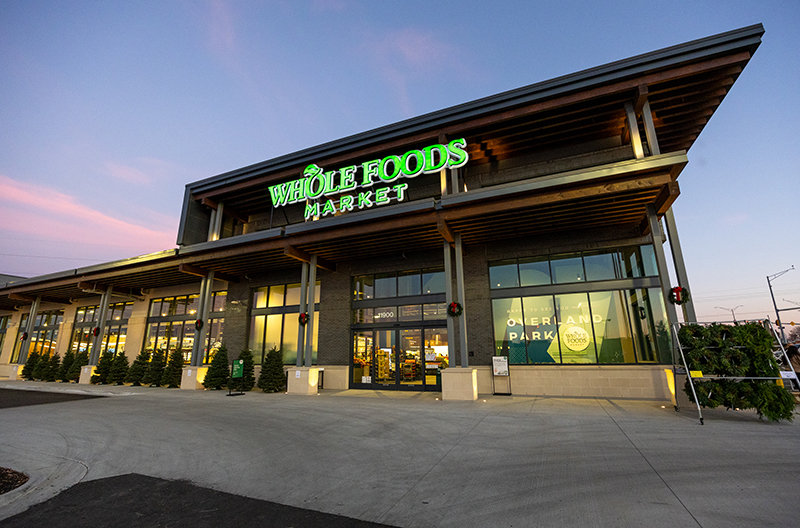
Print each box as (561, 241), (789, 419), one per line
(597, 399), (703, 528)
(375, 412), (490, 524)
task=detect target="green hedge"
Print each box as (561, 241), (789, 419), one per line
(678, 322), (794, 422)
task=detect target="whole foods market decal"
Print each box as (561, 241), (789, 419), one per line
(268, 138), (468, 220)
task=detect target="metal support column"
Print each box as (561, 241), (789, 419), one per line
(90, 285), (114, 364)
(664, 208), (697, 323)
(444, 240), (456, 365)
(305, 254), (318, 368)
(443, 241), (455, 365)
(207, 202), (224, 242)
(296, 262), (309, 367)
(625, 102), (645, 159)
(454, 233), (469, 368)
(19, 295), (41, 364)
(642, 99), (660, 156)
(450, 168), (459, 195)
(646, 204), (679, 326)
(190, 274), (209, 366)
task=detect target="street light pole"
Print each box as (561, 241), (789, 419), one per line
(767, 266), (794, 344)
(715, 305), (742, 323)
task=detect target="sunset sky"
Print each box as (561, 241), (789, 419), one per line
(1, 1), (798, 323)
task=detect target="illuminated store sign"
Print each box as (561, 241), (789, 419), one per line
(268, 138), (469, 220)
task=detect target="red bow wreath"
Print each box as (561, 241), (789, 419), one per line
(447, 301), (463, 317)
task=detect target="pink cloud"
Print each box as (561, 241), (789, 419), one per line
(105, 162), (151, 185)
(366, 28), (467, 117)
(0, 174), (176, 255)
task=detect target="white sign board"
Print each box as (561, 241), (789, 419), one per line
(780, 370), (797, 380)
(492, 356), (509, 376)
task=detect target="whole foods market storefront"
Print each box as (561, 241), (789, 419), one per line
(0, 26), (763, 402)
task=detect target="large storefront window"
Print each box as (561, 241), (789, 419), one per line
(489, 245), (670, 365)
(492, 289), (670, 365)
(70, 302), (133, 359)
(0, 315), (10, 361)
(351, 269), (448, 390)
(11, 309), (64, 363)
(144, 292), (226, 364)
(249, 282), (319, 365)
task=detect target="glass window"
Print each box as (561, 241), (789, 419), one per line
(353, 308), (374, 324)
(354, 275), (374, 300)
(423, 303), (447, 320)
(374, 273), (397, 298)
(268, 285), (285, 307)
(398, 305), (422, 322)
(551, 254), (585, 284)
(250, 315), (266, 359)
(489, 261), (519, 289)
(583, 250), (620, 282)
(264, 314), (283, 363)
(212, 291), (226, 312)
(422, 269), (446, 294)
(589, 291), (635, 363)
(254, 287), (268, 309)
(641, 245), (658, 277)
(373, 307), (397, 323)
(285, 284), (302, 306)
(282, 314), (299, 365)
(522, 296), (559, 363)
(555, 293), (596, 363)
(491, 298), (524, 361)
(398, 271), (421, 297)
(519, 257), (551, 287)
(185, 295), (199, 316)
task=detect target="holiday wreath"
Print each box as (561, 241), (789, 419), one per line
(669, 286), (690, 305)
(447, 301), (463, 317)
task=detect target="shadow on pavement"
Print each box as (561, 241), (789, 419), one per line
(2, 473), (396, 528)
(0, 388), (102, 410)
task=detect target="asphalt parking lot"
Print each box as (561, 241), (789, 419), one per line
(1, 381), (798, 527)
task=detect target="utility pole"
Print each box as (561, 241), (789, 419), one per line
(715, 305), (742, 323)
(767, 266), (794, 344)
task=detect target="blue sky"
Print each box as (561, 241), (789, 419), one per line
(1, 0), (798, 324)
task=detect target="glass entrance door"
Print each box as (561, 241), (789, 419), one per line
(351, 328), (448, 390)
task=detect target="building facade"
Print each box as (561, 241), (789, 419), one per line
(0, 25), (764, 400)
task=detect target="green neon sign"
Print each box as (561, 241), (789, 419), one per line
(268, 138), (469, 220)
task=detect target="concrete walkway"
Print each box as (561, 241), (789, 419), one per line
(1, 380), (798, 527)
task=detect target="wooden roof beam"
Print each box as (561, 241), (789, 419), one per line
(77, 281), (145, 298)
(437, 217), (455, 244)
(178, 263), (240, 283)
(8, 292), (71, 304)
(200, 198), (249, 224)
(284, 244), (337, 272)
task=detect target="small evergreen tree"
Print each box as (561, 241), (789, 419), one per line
(32, 353), (49, 380)
(126, 350), (151, 386)
(67, 350), (89, 382)
(233, 348), (256, 391)
(91, 350), (114, 384)
(161, 349), (184, 388)
(203, 344), (229, 390)
(44, 352), (61, 382)
(20, 352), (40, 381)
(58, 350), (75, 382)
(257, 347), (286, 393)
(143, 350), (166, 387)
(110, 351), (130, 385)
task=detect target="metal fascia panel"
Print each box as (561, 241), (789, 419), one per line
(178, 228), (284, 255)
(440, 152), (689, 208)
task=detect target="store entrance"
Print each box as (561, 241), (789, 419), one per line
(351, 327), (449, 390)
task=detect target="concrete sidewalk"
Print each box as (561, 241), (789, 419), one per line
(1, 380), (798, 527)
